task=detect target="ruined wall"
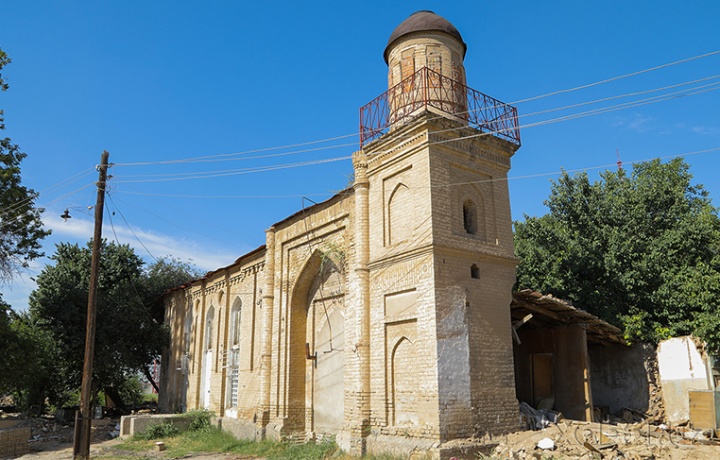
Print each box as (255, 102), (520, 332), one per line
(589, 343), (652, 415)
(657, 336), (712, 424)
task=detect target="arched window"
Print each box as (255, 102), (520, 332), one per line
(227, 298), (242, 409)
(205, 306), (214, 351)
(463, 199), (477, 234)
(230, 298), (242, 347)
(184, 303), (194, 354)
(471, 264), (480, 279)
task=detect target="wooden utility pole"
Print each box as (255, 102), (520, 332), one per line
(73, 151), (110, 460)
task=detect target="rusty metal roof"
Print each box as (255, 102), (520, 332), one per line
(511, 289), (626, 345)
(384, 10), (467, 63)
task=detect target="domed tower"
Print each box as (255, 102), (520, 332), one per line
(384, 10), (468, 124)
(348, 10), (522, 457)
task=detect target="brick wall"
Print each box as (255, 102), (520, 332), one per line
(0, 427), (30, 458)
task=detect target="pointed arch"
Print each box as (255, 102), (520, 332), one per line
(391, 336), (417, 426)
(285, 249), (324, 432)
(463, 199), (477, 234)
(286, 247), (346, 434)
(184, 302), (194, 355)
(205, 305), (215, 351)
(388, 182), (412, 245)
(230, 297), (242, 347)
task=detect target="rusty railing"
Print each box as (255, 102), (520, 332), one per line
(359, 67), (520, 148)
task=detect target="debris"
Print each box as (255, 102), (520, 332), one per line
(491, 418), (720, 459)
(519, 401), (563, 430)
(155, 441), (166, 451)
(683, 429), (708, 441)
(536, 437), (554, 450)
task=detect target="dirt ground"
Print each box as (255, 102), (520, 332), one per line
(6, 415), (720, 460)
(7, 415), (259, 460)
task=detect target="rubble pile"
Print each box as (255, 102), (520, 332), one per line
(643, 347), (666, 423)
(490, 419), (720, 460)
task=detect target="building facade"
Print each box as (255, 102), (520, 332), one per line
(160, 11), (522, 456)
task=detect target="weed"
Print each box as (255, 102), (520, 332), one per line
(135, 422), (180, 440)
(187, 409), (213, 432)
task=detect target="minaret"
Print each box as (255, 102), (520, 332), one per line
(384, 10), (468, 125)
(352, 10), (521, 454)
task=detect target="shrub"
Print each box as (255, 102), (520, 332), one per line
(187, 410), (213, 432)
(137, 422), (180, 439)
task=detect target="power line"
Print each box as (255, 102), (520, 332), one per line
(107, 49), (720, 169)
(10, 48), (719, 232)
(114, 155), (352, 183)
(106, 194), (159, 263)
(0, 167), (95, 221)
(508, 49), (720, 105)
(107, 79), (720, 185)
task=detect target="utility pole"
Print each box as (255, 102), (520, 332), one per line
(73, 151), (110, 460)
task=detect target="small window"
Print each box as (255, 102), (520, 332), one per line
(205, 307), (215, 350)
(230, 299), (242, 347)
(463, 200), (477, 234)
(471, 264), (480, 279)
(184, 303), (194, 354)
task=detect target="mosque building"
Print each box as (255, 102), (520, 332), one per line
(160, 10), (524, 456)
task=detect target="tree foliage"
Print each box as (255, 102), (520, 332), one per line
(514, 158), (720, 353)
(0, 48), (50, 284)
(27, 241), (197, 408)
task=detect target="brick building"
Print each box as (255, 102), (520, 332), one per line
(160, 11), (522, 456)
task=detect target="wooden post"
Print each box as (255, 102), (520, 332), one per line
(73, 151), (109, 459)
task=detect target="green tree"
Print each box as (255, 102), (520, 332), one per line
(514, 158), (720, 352)
(0, 48), (51, 283)
(0, 295), (20, 392)
(28, 241), (197, 408)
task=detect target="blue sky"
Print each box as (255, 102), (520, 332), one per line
(2, 1), (719, 311)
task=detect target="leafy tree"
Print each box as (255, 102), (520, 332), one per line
(0, 294), (59, 413)
(28, 241), (197, 408)
(0, 48), (51, 283)
(0, 295), (19, 392)
(514, 158), (720, 353)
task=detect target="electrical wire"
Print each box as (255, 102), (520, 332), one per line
(114, 155), (352, 183)
(107, 49), (720, 169)
(106, 194), (159, 263)
(107, 79), (720, 185)
(508, 49), (720, 105)
(108, 72), (720, 182)
(6, 49), (718, 231)
(0, 167), (96, 221)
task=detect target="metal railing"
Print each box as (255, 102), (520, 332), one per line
(359, 67), (520, 148)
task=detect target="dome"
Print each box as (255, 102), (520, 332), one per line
(384, 10), (467, 63)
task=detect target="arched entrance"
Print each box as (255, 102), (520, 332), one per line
(287, 249), (345, 436)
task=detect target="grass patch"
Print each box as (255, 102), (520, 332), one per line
(108, 427), (411, 459)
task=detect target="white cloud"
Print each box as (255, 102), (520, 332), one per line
(5, 215), (244, 312)
(45, 214), (234, 271)
(627, 115), (654, 133)
(690, 126), (719, 136)
(612, 114), (654, 133)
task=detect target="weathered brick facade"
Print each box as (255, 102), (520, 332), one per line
(160, 11), (521, 457)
